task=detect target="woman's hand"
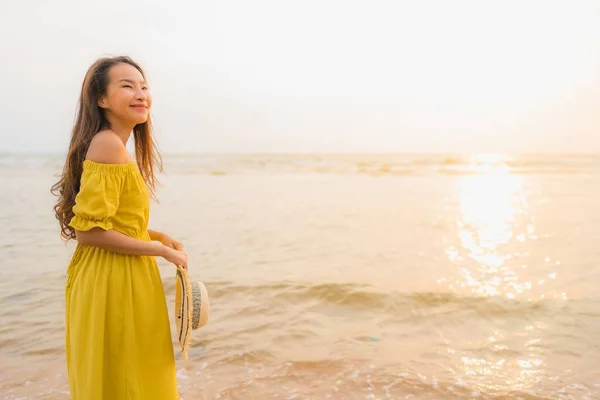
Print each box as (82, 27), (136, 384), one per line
(162, 246), (188, 269)
(161, 234), (184, 251)
(150, 230), (184, 251)
(149, 230), (186, 269)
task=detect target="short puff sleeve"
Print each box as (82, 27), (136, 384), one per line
(68, 160), (128, 232)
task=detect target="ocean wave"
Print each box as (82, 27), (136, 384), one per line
(202, 280), (570, 318)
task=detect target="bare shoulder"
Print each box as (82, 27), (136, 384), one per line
(85, 130), (131, 164)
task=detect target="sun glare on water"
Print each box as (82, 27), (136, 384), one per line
(440, 155), (556, 390)
(443, 155), (539, 299)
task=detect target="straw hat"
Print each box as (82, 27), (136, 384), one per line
(174, 265), (209, 360)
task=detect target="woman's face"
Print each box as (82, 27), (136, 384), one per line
(99, 63), (152, 125)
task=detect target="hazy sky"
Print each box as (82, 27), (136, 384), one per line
(1, 0), (599, 154)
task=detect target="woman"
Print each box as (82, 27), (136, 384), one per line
(51, 56), (186, 399)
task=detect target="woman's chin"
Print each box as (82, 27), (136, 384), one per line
(129, 113), (149, 125)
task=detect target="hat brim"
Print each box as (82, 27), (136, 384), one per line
(175, 266), (192, 360)
(175, 265), (209, 360)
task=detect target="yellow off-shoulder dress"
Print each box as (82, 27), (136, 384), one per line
(65, 160), (179, 400)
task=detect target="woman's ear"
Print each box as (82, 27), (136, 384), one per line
(98, 95), (108, 109)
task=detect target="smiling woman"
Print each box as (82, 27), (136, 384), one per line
(50, 56), (187, 400)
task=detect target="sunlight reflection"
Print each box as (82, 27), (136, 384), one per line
(447, 158), (550, 388)
(445, 156), (532, 298)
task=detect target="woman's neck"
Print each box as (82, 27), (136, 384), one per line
(105, 115), (135, 145)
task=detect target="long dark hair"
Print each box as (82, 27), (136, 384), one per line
(51, 56), (163, 240)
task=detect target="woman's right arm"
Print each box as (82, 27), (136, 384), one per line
(76, 228), (188, 268)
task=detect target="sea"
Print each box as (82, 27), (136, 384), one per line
(1, 153), (599, 399)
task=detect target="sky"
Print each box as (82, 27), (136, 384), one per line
(0, 0), (599, 154)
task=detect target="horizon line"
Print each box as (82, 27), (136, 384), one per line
(2, 151), (600, 157)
